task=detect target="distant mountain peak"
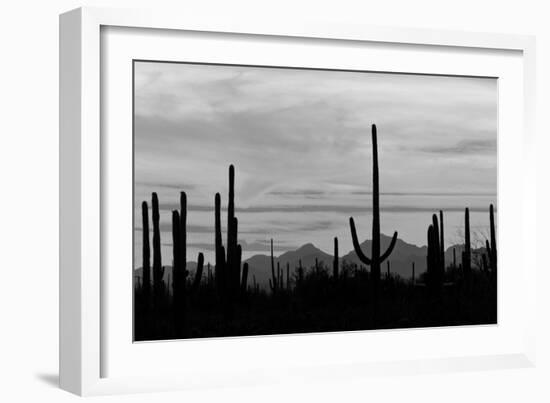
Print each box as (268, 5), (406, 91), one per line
(295, 243), (320, 252)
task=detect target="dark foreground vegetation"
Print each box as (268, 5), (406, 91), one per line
(134, 124), (497, 341)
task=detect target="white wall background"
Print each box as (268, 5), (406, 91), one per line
(0, 0), (548, 401)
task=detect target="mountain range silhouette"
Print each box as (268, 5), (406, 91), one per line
(135, 234), (487, 291)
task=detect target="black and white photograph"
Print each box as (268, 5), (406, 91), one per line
(133, 61), (497, 341)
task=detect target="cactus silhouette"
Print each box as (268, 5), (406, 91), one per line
(180, 192), (187, 275)
(141, 201), (151, 300)
(486, 204), (497, 275)
(152, 193), (164, 298)
(349, 124), (398, 308)
(226, 165), (240, 294)
(171, 192), (206, 333)
(214, 192), (224, 290)
(213, 165), (245, 302)
(333, 237), (339, 280)
(439, 210), (445, 270)
(171, 210), (186, 334)
(426, 214), (444, 290)
(463, 208), (472, 275)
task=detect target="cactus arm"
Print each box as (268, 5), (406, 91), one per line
(151, 192), (163, 294)
(379, 231), (398, 263)
(464, 207), (471, 273)
(226, 166), (235, 272)
(349, 217), (372, 265)
(141, 201), (151, 297)
(270, 239), (276, 292)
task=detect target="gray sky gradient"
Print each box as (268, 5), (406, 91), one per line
(133, 61), (497, 266)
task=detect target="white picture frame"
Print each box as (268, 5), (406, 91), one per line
(59, 6), (537, 396)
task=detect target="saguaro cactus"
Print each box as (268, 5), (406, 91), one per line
(486, 204), (497, 275)
(439, 210), (445, 270)
(172, 210), (186, 334)
(152, 193), (164, 297)
(172, 201), (205, 335)
(226, 165), (241, 293)
(214, 193), (224, 290)
(180, 192), (187, 273)
(141, 201), (151, 299)
(333, 237), (339, 280)
(214, 165), (245, 301)
(426, 213), (445, 290)
(463, 208), (472, 275)
(349, 125), (398, 302)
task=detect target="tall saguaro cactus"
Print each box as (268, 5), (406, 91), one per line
(214, 193), (224, 290)
(463, 208), (472, 275)
(180, 192), (187, 274)
(151, 193), (164, 298)
(172, 199), (205, 335)
(141, 201), (151, 299)
(486, 204), (497, 275)
(333, 237), (339, 280)
(439, 210), (445, 271)
(226, 165), (239, 292)
(172, 210), (186, 334)
(426, 213), (444, 290)
(349, 125), (398, 304)
(213, 165), (245, 302)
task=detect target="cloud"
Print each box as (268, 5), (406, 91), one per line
(418, 138), (496, 155)
(136, 181), (197, 191)
(185, 239), (299, 252)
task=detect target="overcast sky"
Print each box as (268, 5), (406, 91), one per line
(133, 61), (497, 266)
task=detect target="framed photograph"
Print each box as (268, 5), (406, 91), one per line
(60, 7), (537, 396)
